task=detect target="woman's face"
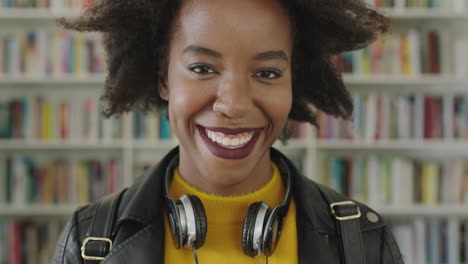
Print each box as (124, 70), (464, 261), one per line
(160, 0), (293, 194)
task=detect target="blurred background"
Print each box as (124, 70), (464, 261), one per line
(0, 0), (467, 263)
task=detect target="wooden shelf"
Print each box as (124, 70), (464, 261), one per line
(375, 205), (468, 218)
(0, 8), (82, 20)
(132, 139), (312, 151)
(0, 75), (106, 86)
(0, 139), (127, 150)
(0, 205), (78, 217)
(317, 139), (468, 153)
(380, 8), (468, 19)
(0, 139), (313, 151)
(343, 74), (468, 87)
(132, 140), (179, 151)
(3, 139), (468, 152)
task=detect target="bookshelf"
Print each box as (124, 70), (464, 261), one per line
(0, 8), (81, 20)
(0, 75), (106, 85)
(1, 1), (468, 264)
(0, 205), (77, 217)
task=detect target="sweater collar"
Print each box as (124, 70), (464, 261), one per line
(169, 161), (284, 224)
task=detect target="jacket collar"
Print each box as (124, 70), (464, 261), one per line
(115, 146), (336, 234)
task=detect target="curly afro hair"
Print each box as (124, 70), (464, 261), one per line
(57, 0), (389, 140)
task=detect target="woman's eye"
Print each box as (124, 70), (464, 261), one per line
(254, 70), (281, 80)
(189, 65), (216, 75)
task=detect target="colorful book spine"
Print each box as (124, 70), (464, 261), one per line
(0, 95), (204, 142)
(159, 108), (171, 140)
(0, 155), (123, 206)
(336, 29), (448, 76)
(317, 92), (468, 141)
(133, 110), (161, 141)
(0, 29), (105, 77)
(0, 220), (65, 264)
(322, 155), (468, 206)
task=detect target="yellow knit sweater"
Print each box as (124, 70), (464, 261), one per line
(163, 162), (298, 263)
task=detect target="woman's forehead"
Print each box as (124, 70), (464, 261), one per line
(172, 0), (293, 55)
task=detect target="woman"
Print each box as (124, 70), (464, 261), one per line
(52, 0), (402, 263)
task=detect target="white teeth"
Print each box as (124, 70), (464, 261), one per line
(204, 128), (255, 148)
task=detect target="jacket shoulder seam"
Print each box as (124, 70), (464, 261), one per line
(59, 214), (82, 264)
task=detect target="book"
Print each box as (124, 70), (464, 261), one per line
(0, 101), (9, 138)
(0, 156), (5, 204)
(0, 29), (105, 78)
(414, 218), (426, 264)
(322, 155), (467, 206)
(160, 108), (171, 140)
(429, 219), (441, 264)
(393, 224), (414, 263)
(338, 29), (446, 76)
(447, 218), (460, 264)
(0, 95), (128, 142)
(318, 92), (468, 141)
(0, 155), (123, 206)
(0, 220), (65, 264)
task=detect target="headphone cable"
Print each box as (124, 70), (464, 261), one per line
(192, 244), (199, 264)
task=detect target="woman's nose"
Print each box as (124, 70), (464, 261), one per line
(212, 76), (254, 119)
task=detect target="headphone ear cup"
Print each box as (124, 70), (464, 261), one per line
(166, 198), (184, 249)
(261, 206), (285, 257)
(187, 195), (207, 249)
(242, 202), (261, 257)
(242, 202), (270, 257)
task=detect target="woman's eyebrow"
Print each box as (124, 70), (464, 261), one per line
(183, 45), (288, 62)
(254, 50), (289, 62)
(183, 45), (222, 58)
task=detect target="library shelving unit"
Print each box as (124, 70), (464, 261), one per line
(1, 4), (468, 264)
(0, 5), (467, 216)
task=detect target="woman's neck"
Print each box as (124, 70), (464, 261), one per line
(177, 149), (274, 196)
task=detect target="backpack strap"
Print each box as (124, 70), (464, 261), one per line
(81, 188), (127, 263)
(315, 183), (367, 264)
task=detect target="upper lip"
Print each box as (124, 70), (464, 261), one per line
(198, 125), (263, 135)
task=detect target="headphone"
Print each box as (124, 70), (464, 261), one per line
(163, 153), (292, 257)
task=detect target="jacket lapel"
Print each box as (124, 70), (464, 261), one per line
(100, 148), (180, 264)
(102, 224), (165, 264)
(272, 148), (341, 263)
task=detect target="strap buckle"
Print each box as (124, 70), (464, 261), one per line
(81, 237), (113, 261)
(330, 201), (361, 221)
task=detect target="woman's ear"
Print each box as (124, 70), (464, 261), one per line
(158, 80), (169, 101)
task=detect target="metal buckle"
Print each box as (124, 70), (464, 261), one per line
(81, 237), (113, 261)
(330, 201), (361, 221)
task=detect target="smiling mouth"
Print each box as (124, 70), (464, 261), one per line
(203, 127), (255, 149)
(196, 125), (264, 159)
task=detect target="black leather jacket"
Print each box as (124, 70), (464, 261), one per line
(52, 147), (403, 264)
